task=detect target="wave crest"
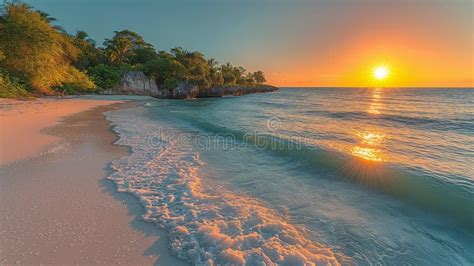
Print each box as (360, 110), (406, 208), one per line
(106, 108), (342, 265)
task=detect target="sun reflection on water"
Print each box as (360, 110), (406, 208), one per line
(345, 129), (388, 187)
(358, 132), (385, 145)
(351, 130), (386, 162)
(351, 146), (383, 162)
(368, 88), (383, 115)
(347, 88), (388, 162)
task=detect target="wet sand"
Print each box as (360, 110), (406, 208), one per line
(0, 97), (187, 265)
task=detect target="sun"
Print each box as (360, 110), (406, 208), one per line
(373, 66), (389, 80)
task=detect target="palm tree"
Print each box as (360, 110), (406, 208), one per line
(253, 71), (266, 84)
(106, 37), (133, 64)
(207, 58), (218, 68)
(37, 10), (56, 22)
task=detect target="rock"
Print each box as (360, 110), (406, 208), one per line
(170, 82), (200, 99)
(101, 71), (161, 96)
(102, 71), (278, 99)
(120, 71), (159, 95)
(199, 85), (278, 98)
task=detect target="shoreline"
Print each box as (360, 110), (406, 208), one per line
(0, 97), (187, 264)
(0, 97), (122, 166)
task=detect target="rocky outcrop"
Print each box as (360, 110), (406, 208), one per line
(198, 85), (278, 98)
(171, 82), (200, 99)
(102, 71), (278, 99)
(101, 71), (160, 96)
(135, 82), (199, 99)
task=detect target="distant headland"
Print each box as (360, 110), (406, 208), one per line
(0, 3), (277, 99)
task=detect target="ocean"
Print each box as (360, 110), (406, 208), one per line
(105, 88), (474, 265)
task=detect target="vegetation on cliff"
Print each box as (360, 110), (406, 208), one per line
(0, 2), (268, 99)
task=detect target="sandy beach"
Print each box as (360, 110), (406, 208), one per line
(0, 97), (187, 265)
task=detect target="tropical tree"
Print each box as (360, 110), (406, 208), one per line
(141, 57), (186, 85)
(130, 47), (158, 65)
(220, 63), (249, 85)
(0, 3), (94, 94)
(245, 72), (255, 85)
(207, 59), (224, 86)
(87, 64), (122, 89)
(104, 30), (154, 64)
(107, 30), (153, 50)
(171, 47), (211, 87)
(210, 71), (224, 86)
(104, 37), (134, 64)
(220, 63), (235, 84)
(0, 2), (269, 98)
(234, 66), (246, 85)
(37, 10), (56, 22)
(73, 30), (105, 70)
(253, 70), (266, 84)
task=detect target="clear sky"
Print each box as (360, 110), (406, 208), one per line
(25, 0), (473, 87)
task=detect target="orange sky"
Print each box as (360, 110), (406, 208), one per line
(29, 0), (473, 87)
(260, 1), (474, 87)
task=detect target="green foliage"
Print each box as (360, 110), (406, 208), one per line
(163, 78), (179, 91)
(73, 31), (106, 70)
(105, 36), (134, 65)
(87, 64), (122, 89)
(117, 63), (133, 73)
(207, 59), (223, 86)
(0, 3), (95, 95)
(220, 63), (245, 85)
(140, 48), (267, 89)
(104, 30), (155, 65)
(209, 70), (224, 86)
(142, 57), (187, 84)
(54, 83), (89, 95)
(245, 73), (256, 86)
(252, 70), (266, 84)
(0, 3), (267, 98)
(171, 47), (211, 86)
(130, 47), (159, 65)
(0, 69), (33, 99)
(106, 30), (153, 50)
(223, 73), (237, 85)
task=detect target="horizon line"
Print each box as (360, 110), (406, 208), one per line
(275, 86), (474, 89)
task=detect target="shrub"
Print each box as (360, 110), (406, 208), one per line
(163, 78), (178, 91)
(0, 70), (33, 99)
(54, 83), (92, 95)
(87, 64), (122, 89)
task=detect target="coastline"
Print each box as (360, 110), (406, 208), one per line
(0, 97), (121, 166)
(0, 97), (187, 264)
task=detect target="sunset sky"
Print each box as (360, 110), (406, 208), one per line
(26, 0), (473, 87)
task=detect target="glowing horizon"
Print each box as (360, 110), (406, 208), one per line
(25, 0), (473, 88)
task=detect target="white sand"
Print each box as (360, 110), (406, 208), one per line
(0, 97), (187, 265)
(0, 97), (121, 166)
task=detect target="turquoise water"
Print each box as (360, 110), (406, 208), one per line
(107, 88), (474, 265)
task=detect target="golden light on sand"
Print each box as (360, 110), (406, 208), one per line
(373, 66), (389, 80)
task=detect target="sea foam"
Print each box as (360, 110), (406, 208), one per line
(105, 107), (341, 265)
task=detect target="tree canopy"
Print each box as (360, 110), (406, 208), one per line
(104, 30), (155, 65)
(0, 3), (95, 94)
(0, 2), (267, 98)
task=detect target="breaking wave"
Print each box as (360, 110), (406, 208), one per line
(105, 107), (344, 265)
(170, 113), (474, 228)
